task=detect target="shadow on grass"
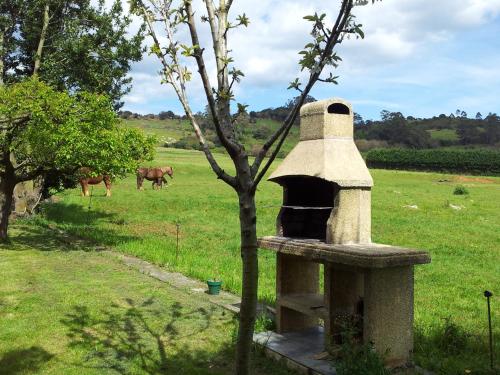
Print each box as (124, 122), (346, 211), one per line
(2, 220), (137, 252)
(0, 346), (54, 374)
(3, 202), (139, 250)
(41, 202), (116, 227)
(61, 297), (232, 374)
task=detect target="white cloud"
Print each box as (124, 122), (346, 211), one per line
(120, 0), (500, 115)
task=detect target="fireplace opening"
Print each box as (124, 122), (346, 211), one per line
(278, 176), (339, 241)
(327, 102), (350, 115)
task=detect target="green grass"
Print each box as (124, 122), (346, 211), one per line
(0, 224), (293, 375)
(428, 129), (459, 141)
(26, 148), (500, 374)
(122, 118), (192, 145)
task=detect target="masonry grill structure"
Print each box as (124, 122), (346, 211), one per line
(258, 98), (431, 368)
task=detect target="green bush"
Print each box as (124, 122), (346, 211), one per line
(365, 148), (500, 175)
(253, 126), (273, 140)
(453, 185), (469, 195)
(168, 135), (204, 151)
(333, 323), (389, 375)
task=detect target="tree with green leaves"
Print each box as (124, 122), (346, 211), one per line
(0, 78), (156, 241)
(0, 0), (147, 214)
(0, 0), (144, 108)
(129, 0), (376, 373)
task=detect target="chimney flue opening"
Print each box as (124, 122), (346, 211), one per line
(327, 103), (350, 115)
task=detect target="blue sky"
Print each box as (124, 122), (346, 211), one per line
(121, 0), (500, 121)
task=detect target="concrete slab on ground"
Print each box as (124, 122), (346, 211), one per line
(108, 251), (243, 313)
(254, 327), (336, 375)
(253, 327), (434, 375)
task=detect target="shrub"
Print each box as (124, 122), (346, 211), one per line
(277, 150), (287, 159)
(170, 135), (203, 150)
(254, 315), (275, 333)
(365, 148), (500, 175)
(333, 322), (389, 375)
(453, 185), (469, 195)
(438, 317), (470, 355)
(355, 139), (389, 152)
(253, 126), (273, 140)
(250, 144), (262, 157)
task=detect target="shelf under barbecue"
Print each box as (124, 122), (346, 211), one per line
(258, 236), (430, 268)
(278, 293), (327, 320)
(281, 205), (333, 210)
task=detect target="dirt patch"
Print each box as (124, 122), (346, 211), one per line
(453, 176), (497, 184)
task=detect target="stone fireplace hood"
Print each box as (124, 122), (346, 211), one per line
(268, 98), (373, 188)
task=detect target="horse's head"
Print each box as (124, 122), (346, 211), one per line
(162, 166), (174, 178)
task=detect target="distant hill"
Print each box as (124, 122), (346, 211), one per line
(121, 117), (300, 158)
(121, 102), (500, 155)
(355, 110), (500, 151)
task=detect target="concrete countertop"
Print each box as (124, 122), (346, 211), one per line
(258, 236), (431, 268)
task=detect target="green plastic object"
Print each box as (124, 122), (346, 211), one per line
(207, 280), (222, 295)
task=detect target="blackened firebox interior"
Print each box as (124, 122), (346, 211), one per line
(327, 102), (350, 115)
(279, 176), (338, 240)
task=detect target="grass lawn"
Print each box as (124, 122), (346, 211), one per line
(428, 129), (459, 142)
(122, 118), (193, 145)
(0, 225), (293, 375)
(24, 147), (500, 374)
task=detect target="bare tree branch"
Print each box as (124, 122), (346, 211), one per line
(17, 167), (44, 183)
(204, 0), (221, 87)
(137, 1), (237, 188)
(185, 2), (240, 157)
(251, 0), (354, 189)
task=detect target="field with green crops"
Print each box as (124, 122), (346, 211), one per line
(366, 148), (500, 175)
(25, 148), (500, 374)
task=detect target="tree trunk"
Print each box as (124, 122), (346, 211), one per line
(33, 3), (50, 75)
(0, 172), (16, 242)
(0, 28), (4, 86)
(235, 189), (259, 375)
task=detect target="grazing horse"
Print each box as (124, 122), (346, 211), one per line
(136, 166), (173, 190)
(78, 167), (112, 197)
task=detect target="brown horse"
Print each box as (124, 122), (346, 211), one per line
(78, 167), (112, 197)
(136, 166), (173, 190)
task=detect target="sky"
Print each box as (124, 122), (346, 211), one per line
(119, 0), (500, 121)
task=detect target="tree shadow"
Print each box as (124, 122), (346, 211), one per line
(40, 202), (138, 247)
(0, 346), (54, 374)
(1, 224), (96, 252)
(41, 202), (117, 227)
(2, 201), (139, 250)
(61, 297), (231, 374)
(2, 220), (136, 252)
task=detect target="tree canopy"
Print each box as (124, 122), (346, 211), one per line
(0, 0), (144, 108)
(0, 78), (156, 240)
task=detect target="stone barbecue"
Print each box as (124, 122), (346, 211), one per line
(258, 98), (431, 368)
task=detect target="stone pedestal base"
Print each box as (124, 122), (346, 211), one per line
(261, 236), (429, 368)
(364, 266), (414, 367)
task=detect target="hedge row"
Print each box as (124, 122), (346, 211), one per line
(365, 148), (500, 175)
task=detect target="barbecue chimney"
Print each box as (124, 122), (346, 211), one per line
(269, 98), (373, 244)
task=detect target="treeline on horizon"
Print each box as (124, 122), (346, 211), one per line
(119, 96), (500, 150)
